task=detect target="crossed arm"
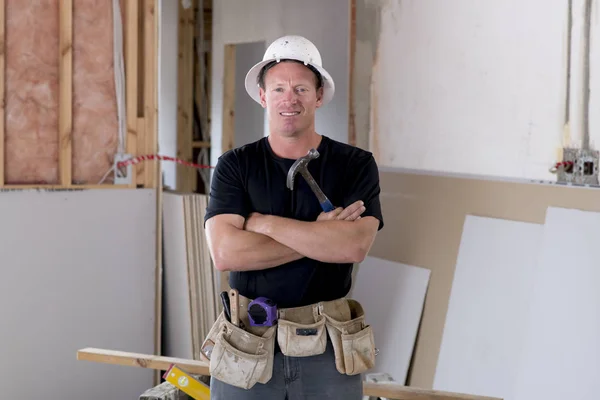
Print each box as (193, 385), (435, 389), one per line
(205, 200), (380, 272)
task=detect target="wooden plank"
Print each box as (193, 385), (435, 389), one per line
(125, 0), (138, 188)
(194, 0), (210, 194)
(192, 141), (211, 148)
(348, 0), (356, 146)
(219, 44), (236, 292)
(136, 0), (146, 185)
(176, 0), (195, 193)
(59, 0), (73, 186)
(0, 184), (131, 190)
(204, 1), (212, 143)
(362, 382), (502, 400)
(144, 0), (158, 188)
(0, 0), (4, 187)
(137, 0), (145, 116)
(140, 0), (162, 385)
(137, 116), (146, 185)
(154, 155), (164, 385)
(77, 347), (210, 376)
(221, 44), (235, 154)
(79, 348), (502, 400)
(138, 381), (502, 400)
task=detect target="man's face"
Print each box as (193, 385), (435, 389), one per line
(259, 61), (323, 137)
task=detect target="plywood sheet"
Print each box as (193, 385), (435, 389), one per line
(433, 215), (543, 399)
(512, 207), (600, 400)
(0, 189), (156, 399)
(369, 169), (600, 388)
(350, 256), (430, 384)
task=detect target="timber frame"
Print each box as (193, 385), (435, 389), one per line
(0, 0), (159, 190)
(176, 0), (213, 194)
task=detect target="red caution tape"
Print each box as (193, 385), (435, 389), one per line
(116, 154), (214, 170)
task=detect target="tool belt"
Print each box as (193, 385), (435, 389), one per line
(199, 294), (376, 390)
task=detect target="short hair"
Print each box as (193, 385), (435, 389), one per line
(257, 59), (323, 91)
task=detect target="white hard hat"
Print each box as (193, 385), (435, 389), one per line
(244, 35), (335, 106)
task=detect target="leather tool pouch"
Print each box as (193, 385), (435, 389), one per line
(277, 304), (327, 357)
(321, 299), (376, 375)
(200, 311), (276, 389)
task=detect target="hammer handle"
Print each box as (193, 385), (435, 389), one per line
(320, 199), (335, 212)
(300, 168), (336, 212)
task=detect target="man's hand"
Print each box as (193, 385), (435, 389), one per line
(316, 200), (365, 222)
(245, 200), (365, 232)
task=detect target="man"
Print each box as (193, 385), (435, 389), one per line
(204, 35), (384, 399)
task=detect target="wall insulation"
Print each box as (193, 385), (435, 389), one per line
(5, 0), (119, 184)
(1, 0), (158, 188)
(72, 0), (121, 183)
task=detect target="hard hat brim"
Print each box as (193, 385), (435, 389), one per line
(244, 58), (335, 106)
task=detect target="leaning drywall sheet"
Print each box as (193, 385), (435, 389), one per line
(433, 215), (543, 399)
(0, 189), (156, 399)
(350, 256), (431, 384)
(162, 193), (194, 360)
(512, 207), (600, 400)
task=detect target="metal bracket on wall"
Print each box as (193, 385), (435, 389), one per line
(557, 148), (599, 186)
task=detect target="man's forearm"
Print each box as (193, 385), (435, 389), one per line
(208, 224), (304, 271)
(254, 215), (378, 264)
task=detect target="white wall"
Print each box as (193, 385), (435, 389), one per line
(370, 0), (600, 182)
(210, 0), (350, 167)
(234, 41), (267, 147)
(158, 0), (179, 189)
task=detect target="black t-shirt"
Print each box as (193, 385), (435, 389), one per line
(204, 135), (384, 308)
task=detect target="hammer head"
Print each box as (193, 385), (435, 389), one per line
(286, 148), (320, 190)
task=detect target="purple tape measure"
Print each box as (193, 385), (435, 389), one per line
(248, 297), (278, 327)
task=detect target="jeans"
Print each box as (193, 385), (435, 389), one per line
(209, 337), (363, 399)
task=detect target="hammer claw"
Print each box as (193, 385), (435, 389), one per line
(287, 148), (336, 213)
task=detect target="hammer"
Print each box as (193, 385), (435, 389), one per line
(286, 148), (335, 212)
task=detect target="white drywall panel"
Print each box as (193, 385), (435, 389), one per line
(0, 189), (156, 399)
(158, 0), (179, 189)
(512, 207), (600, 400)
(433, 215), (543, 399)
(371, 0), (600, 182)
(211, 0), (350, 168)
(162, 193), (194, 360)
(350, 256), (430, 384)
(235, 41), (267, 147)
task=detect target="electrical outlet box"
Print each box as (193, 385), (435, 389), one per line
(113, 153), (132, 185)
(557, 148), (599, 185)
